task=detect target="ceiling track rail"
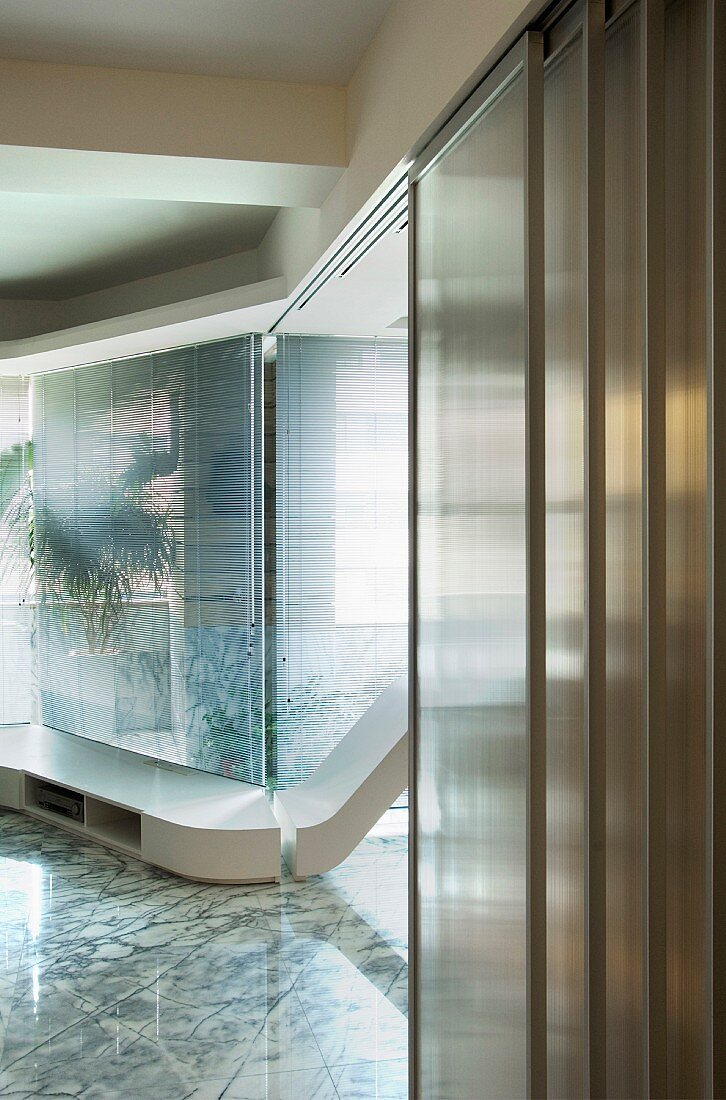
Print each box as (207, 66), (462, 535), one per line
(268, 171), (408, 331)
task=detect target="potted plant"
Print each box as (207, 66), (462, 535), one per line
(1, 439), (176, 736)
(33, 480), (175, 656)
(0, 441), (33, 595)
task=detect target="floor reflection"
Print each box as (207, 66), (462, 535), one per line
(0, 807), (408, 1099)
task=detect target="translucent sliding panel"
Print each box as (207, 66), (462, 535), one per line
(604, 5), (645, 1095)
(711, 5), (726, 1092)
(275, 335), (407, 789)
(544, 32), (587, 1099)
(664, 0), (709, 1093)
(414, 61), (528, 1099)
(33, 335), (264, 783)
(0, 378), (32, 724)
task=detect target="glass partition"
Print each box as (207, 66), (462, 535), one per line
(603, 7), (647, 1093)
(29, 335), (264, 783)
(412, 1), (717, 1095)
(274, 335), (408, 789)
(544, 29), (587, 1098)
(413, 48), (530, 1099)
(0, 377), (32, 725)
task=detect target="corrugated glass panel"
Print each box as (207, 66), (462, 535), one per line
(415, 66), (528, 1099)
(544, 30), (587, 1099)
(664, 0), (709, 1092)
(604, 4), (646, 1094)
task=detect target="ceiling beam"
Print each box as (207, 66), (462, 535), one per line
(0, 145), (343, 209)
(0, 276), (288, 373)
(0, 57), (346, 168)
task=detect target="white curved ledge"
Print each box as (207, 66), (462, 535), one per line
(0, 724), (280, 883)
(273, 675), (408, 880)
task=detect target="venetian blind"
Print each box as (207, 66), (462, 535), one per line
(32, 335), (264, 783)
(275, 334), (408, 788)
(0, 377), (32, 725)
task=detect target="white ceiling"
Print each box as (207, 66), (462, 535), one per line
(0, 194), (278, 300)
(0, 0), (394, 85)
(0, 223), (408, 371)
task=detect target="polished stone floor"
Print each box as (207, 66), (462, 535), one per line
(0, 807), (408, 1099)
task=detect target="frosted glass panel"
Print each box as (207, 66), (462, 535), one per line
(413, 3), (718, 1092)
(664, 0), (709, 1093)
(415, 68), (528, 1099)
(544, 32), (586, 1099)
(604, 6), (645, 1095)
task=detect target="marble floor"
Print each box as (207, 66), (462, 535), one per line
(0, 806), (408, 1099)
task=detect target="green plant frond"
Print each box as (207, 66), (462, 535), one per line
(4, 462), (177, 654)
(0, 472), (34, 597)
(0, 441), (31, 514)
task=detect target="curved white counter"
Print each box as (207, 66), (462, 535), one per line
(0, 724), (280, 883)
(273, 675), (408, 880)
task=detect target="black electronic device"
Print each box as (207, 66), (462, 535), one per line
(36, 782), (85, 823)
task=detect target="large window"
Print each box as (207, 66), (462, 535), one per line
(275, 335), (408, 788)
(28, 335), (264, 783)
(2, 331), (407, 793)
(0, 378), (32, 725)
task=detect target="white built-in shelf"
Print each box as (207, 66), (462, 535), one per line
(0, 725), (280, 883)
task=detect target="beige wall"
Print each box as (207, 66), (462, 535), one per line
(346, 0), (538, 214)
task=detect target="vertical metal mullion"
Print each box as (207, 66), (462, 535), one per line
(640, 1), (667, 1094)
(255, 336), (264, 785)
(524, 30), (547, 1100)
(582, 4), (607, 1098)
(707, 0), (725, 1094)
(250, 338), (256, 776)
(407, 175), (419, 1100)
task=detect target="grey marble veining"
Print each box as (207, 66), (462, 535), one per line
(0, 806), (408, 1099)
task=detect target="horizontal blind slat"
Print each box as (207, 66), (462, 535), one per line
(34, 335), (264, 783)
(275, 335), (408, 792)
(0, 378), (32, 725)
